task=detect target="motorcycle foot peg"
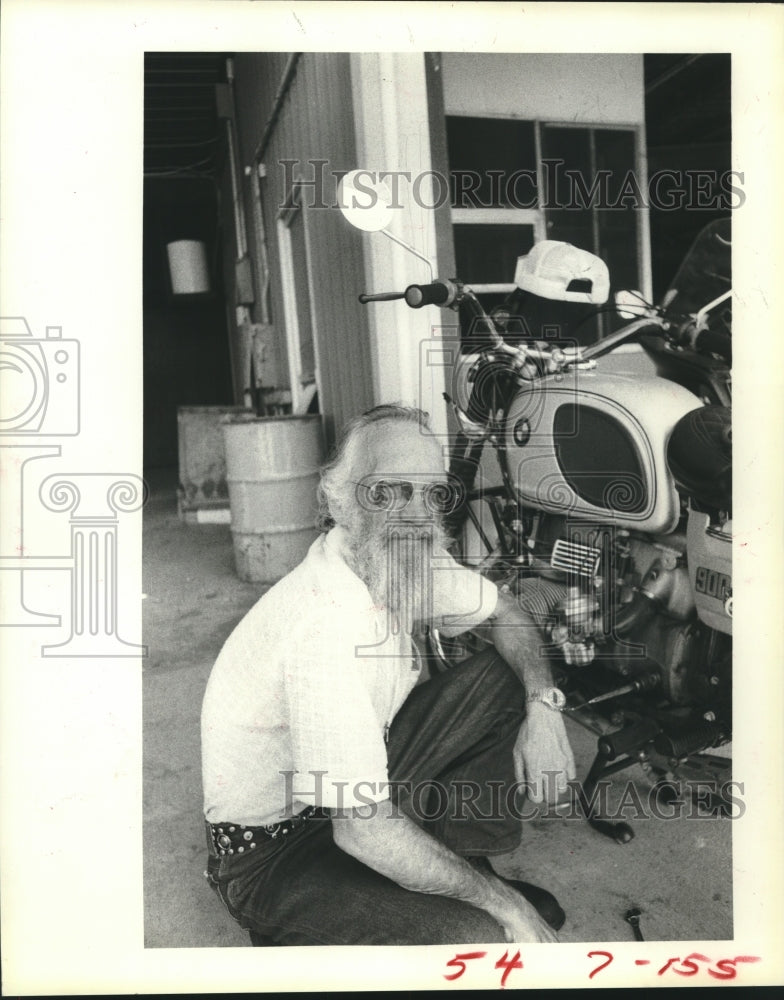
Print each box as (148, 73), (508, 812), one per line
(653, 720), (727, 758)
(598, 717), (661, 760)
(588, 816), (635, 844)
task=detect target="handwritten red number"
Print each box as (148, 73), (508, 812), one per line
(658, 954), (711, 977)
(679, 952), (711, 976)
(587, 950), (614, 979)
(708, 956), (761, 981)
(709, 958), (737, 981)
(443, 950), (487, 981)
(494, 949), (523, 988)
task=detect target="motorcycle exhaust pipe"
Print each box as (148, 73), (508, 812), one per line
(614, 561), (691, 635)
(613, 591), (658, 635)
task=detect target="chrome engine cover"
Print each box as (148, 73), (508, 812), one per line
(687, 510), (732, 635)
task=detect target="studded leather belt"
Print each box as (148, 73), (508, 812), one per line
(208, 805), (324, 856)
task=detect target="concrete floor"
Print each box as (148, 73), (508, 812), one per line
(143, 471), (733, 948)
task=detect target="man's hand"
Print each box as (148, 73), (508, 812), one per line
(476, 589), (577, 804)
(333, 799), (560, 941)
(482, 875), (560, 943)
(513, 702), (576, 804)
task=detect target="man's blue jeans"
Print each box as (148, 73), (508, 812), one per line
(204, 648), (526, 945)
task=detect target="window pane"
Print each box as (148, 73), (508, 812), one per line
(453, 223), (535, 283)
(540, 125), (595, 253)
(453, 223), (535, 340)
(595, 129), (640, 294)
(541, 124), (641, 338)
(446, 117), (537, 208)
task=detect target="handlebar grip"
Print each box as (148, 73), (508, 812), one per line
(404, 281), (454, 309)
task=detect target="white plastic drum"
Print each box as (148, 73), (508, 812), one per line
(222, 413), (325, 583)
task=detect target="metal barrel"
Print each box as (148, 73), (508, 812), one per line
(222, 413), (324, 583)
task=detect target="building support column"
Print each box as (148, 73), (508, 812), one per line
(349, 53), (450, 448)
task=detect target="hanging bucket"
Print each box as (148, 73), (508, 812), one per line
(222, 413), (324, 583)
(167, 240), (211, 294)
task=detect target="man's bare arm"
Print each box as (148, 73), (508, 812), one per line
(474, 588), (577, 802)
(331, 798), (557, 943)
(474, 588), (555, 689)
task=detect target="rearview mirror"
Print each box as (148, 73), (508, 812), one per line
(615, 289), (652, 320)
(337, 169), (395, 232)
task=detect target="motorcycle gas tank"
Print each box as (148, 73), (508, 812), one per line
(503, 370), (703, 533)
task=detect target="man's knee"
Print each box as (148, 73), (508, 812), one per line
(455, 647), (523, 706)
(421, 896), (507, 945)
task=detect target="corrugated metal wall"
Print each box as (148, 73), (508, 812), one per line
(233, 53), (374, 447)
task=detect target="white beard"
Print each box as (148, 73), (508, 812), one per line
(345, 513), (450, 635)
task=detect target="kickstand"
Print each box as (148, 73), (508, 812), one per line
(578, 746), (636, 844)
(572, 716), (662, 843)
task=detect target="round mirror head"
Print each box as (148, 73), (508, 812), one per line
(614, 289), (650, 320)
(337, 169), (394, 232)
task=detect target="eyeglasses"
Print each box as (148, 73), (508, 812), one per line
(352, 476), (465, 516)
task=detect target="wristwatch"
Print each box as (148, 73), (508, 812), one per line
(525, 686), (567, 711)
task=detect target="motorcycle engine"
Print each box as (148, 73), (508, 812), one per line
(513, 512), (731, 724)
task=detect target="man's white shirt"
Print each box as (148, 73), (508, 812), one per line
(201, 526), (498, 825)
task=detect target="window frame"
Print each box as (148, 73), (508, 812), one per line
(445, 115), (652, 304)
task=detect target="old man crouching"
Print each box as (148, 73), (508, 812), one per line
(201, 404), (575, 946)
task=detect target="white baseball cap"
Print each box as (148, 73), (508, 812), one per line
(514, 240), (610, 304)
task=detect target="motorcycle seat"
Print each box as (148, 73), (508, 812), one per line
(667, 405), (732, 512)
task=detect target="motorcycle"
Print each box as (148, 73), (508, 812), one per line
(339, 174), (732, 842)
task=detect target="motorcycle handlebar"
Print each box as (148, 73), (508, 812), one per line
(579, 316), (668, 362)
(358, 291), (407, 304)
(404, 281), (456, 309)
(357, 281), (457, 307)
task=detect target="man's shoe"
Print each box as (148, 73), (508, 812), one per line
(504, 877), (566, 931)
(468, 856), (566, 932)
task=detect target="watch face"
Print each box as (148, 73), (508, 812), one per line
(527, 687), (566, 709)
